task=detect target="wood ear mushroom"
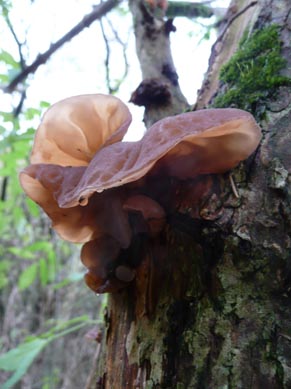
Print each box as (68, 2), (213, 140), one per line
(20, 94), (261, 294)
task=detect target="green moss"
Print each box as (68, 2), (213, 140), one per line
(214, 25), (290, 116)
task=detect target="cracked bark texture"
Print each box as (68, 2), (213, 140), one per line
(93, 0), (291, 388)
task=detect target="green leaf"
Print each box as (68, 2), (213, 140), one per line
(8, 247), (35, 260)
(0, 259), (11, 271)
(18, 263), (38, 290)
(39, 258), (48, 286)
(28, 241), (53, 252)
(0, 73), (9, 83)
(39, 101), (50, 109)
(25, 198), (39, 217)
(0, 338), (48, 388)
(0, 316), (94, 387)
(47, 251), (56, 282)
(0, 272), (8, 289)
(25, 107), (41, 120)
(0, 111), (14, 122)
(0, 124), (6, 134)
(0, 260), (11, 289)
(0, 50), (19, 68)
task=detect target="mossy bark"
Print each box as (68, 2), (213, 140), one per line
(93, 0), (291, 388)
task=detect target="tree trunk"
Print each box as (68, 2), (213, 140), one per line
(93, 0), (291, 387)
(128, 0), (189, 127)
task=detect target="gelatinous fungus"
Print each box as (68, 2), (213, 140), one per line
(19, 94), (261, 294)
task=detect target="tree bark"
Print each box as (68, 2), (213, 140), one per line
(93, 0), (291, 388)
(128, 0), (189, 127)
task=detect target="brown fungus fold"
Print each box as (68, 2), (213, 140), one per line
(123, 195), (166, 237)
(30, 94), (132, 167)
(56, 107), (261, 207)
(19, 94), (262, 294)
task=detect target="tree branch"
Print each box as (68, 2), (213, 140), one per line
(3, 6), (26, 69)
(101, 16), (130, 94)
(99, 18), (113, 93)
(4, 0), (122, 93)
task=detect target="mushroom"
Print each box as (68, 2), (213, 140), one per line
(81, 236), (128, 293)
(123, 194), (166, 237)
(30, 93), (132, 167)
(19, 94), (261, 294)
(57, 107), (261, 207)
(20, 165), (132, 246)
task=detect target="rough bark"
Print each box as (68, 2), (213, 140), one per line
(93, 0), (291, 388)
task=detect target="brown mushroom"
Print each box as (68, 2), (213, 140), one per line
(19, 94), (262, 294)
(81, 235), (121, 271)
(58, 108), (261, 208)
(81, 236), (129, 293)
(84, 271), (127, 294)
(19, 164), (132, 246)
(123, 194), (166, 237)
(30, 94), (132, 167)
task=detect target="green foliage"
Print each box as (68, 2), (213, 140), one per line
(214, 25), (290, 116)
(0, 102), (54, 291)
(0, 5), (106, 388)
(0, 48), (97, 386)
(0, 48), (20, 85)
(0, 50), (19, 69)
(0, 338), (48, 388)
(0, 316), (95, 388)
(0, 0), (12, 14)
(18, 262), (38, 290)
(7, 241), (58, 289)
(0, 259), (11, 289)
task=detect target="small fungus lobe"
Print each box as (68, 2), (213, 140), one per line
(19, 93), (261, 294)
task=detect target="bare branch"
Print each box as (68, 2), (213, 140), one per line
(4, 0), (122, 93)
(3, 10), (26, 69)
(99, 18), (112, 93)
(2, 4), (28, 115)
(99, 15), (130, 94)
(106, 17), (130, 91)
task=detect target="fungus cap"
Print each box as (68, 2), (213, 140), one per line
(30, 94), (132, 167)
(58, 107), (261, 207)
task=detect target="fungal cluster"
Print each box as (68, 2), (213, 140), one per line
(20, 94), (261, 294)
